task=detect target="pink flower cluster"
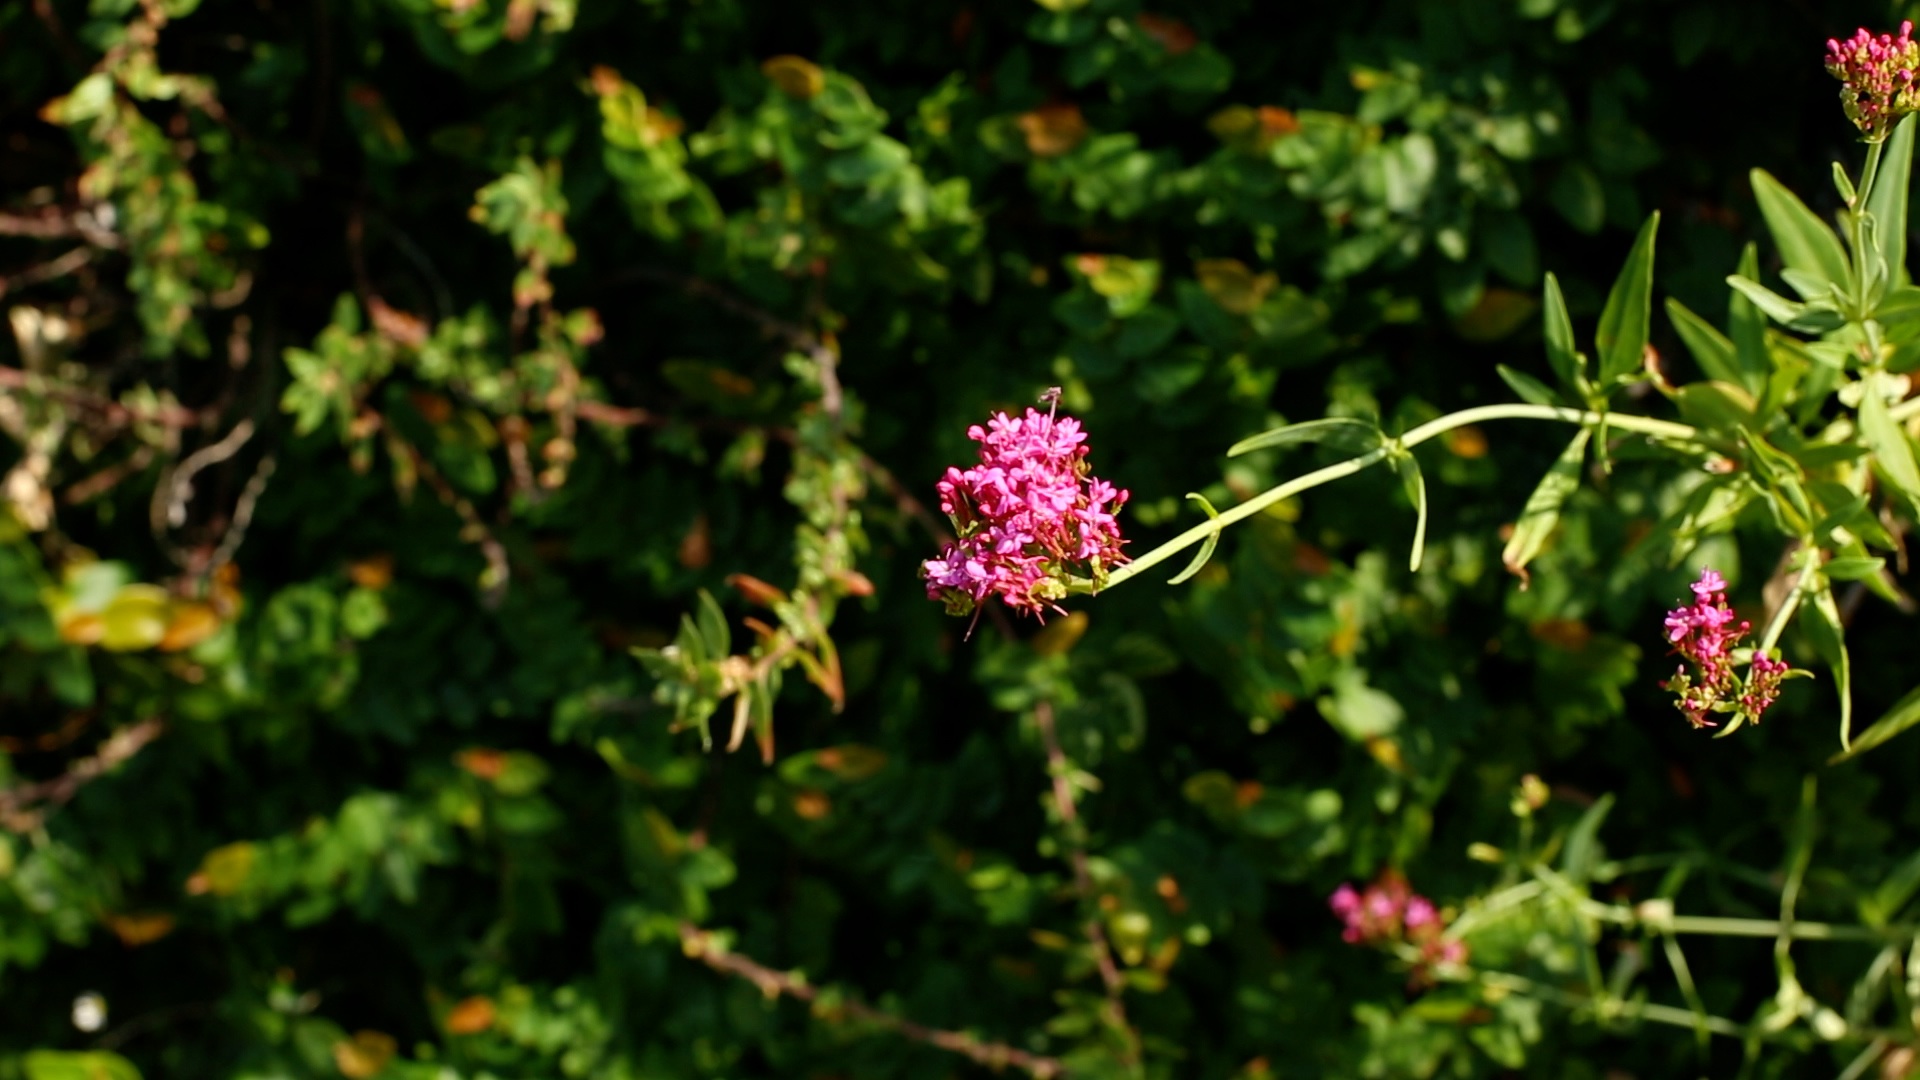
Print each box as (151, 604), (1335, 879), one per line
(1329, 872), (1467, 984)
(1660, 568), (1792, 729)
(1826, 22), (1920, 136)
(921, 399), (1128, 621)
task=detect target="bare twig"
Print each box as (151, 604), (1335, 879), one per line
(154, 418), (255, 531)
(677, 922), (1065, 1078)
(0, 247), (95, 299)
(0, 207), (121, 250)
(1033, 699), (1137, 1058)
(206, 452), (276, 574)
(390, 432), (510, 607)
(0, 719), (165, 832)
(0, 365), (202, 429)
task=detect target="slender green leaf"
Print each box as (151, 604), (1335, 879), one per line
(1664, 297), (1740, 385)
(1559, 792), (1616, 885)
(1859, 382), (1920, 510)
(1228, 417), (1383, 458)
(1726, 275), (1847, 333)
(23, 1052), (142, 1080)
(1596, 212), (1660, 385)
(1823, 556), (1886, 581)
(1729, 243), (1771, 398)
(1751, 168), (1853, 297)
(695, 588), (731, 658)
(1865, 114), (1915, 292)
(1799, 582), (1851, 751)
(1833, 681), (1920, 762)
(1831, 160), (1858, 206)
(1502, 428), (1589, 586)
(1497, 364), (1558, 407)
(1391, 454), (1428, 573)
(1541, 271), (1584, 393)
(1168, 493), (1222, 585)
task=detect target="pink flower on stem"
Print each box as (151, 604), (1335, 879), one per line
(1659, 568), (1796, 730)
(922, 392), (1129, 624)
(1826, 22), (1920, 136)
(1328, 871), (1468, 985)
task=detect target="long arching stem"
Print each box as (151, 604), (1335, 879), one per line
(1100, 404), (1700, 589)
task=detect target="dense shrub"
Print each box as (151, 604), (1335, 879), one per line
(5, 0), (1920, 1077)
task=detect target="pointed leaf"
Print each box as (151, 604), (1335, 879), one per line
(695, 589), (731, 658)
(1832, 681), (1920, 762)
(1799, 582), (1852, 751)
(1228, 417), (1382, 458)
(1751, 168), (1853, 296)
(1730, 244), (1770, 397)
(1497, 364), (1558, 407)
(1168, 493), (1222, 585)
(1859, 382), (1920, 511)
(1391, 454), (1428, 572)
(1866, 114), (1915, 291)
(1664, 297), (1741, 385)
(1541, 271), (1584, 393)
(1502, 428), (1589, 586)
(1597, 212), (1660, 385)
(1726, 275), (1846, 333)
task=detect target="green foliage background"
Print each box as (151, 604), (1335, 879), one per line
(5, 0), (1920, 1076)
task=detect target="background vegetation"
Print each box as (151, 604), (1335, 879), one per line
(4, 0), (1920, 1076)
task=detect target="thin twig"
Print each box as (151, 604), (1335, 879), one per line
(1033, 700), (1136, 1058)
(0, 719), (164, 832)
(0, 365), (201, 429)
(0, 247), (95, 298)
(677, 922), (1065, 1078)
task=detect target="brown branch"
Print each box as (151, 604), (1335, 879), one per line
(1033, 700), (1138, 1060)
(0, 365), (202, 429)
(0, 718), (164, 832)
(677, 922), (1065, 1078)
(0, 247), (95, 298)
(0, 208), (121, 250)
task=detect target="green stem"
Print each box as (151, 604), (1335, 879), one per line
(1859, 139), (1887, 213)
(1101, 404), (1699, 589)
(1755, 547), (1821, 659)
(1474, 970), (1747, 1038)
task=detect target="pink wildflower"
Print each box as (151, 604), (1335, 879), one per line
(922, 393), (1128, 623)
(1826, 22), (1920, 137)
(1328, 871), (1468, 986)
(1659, 568), (1796, 730)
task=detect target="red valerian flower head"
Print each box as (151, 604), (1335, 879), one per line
(1827, 22), (1920, 137)
(922, 392), (1128, 624)
(1659, 567), (1796, 730)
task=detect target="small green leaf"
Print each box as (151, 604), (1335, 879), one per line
(1725, 275), (1847, 334)
(1502, 428), (1589, 586)
(1497, 364), (1558, 407)
(1672, 381), (1756, 434)
(1831, 160), (1857, 206)
(1664, 297), (1741, 386)
(1391, 454), (1428, 573)
(1822, 556), (1885, 581)
(1541, 271), (1585, 394)
(1798, 582), (1851, 751)
(1559, 792), (1616, 885)
(1865, 114), (1915, 291)
(1596, 212), (1659, 386)
(1168, 493), (1222, 585)
(1833, 681), (1920, 762)
(1751, 168), (1854, 297)
(1860, 384), (1920, 512)
(1730, 244), (1771, 398)
(695, 589), (731, 658)
(1227, 417), (1382, 458)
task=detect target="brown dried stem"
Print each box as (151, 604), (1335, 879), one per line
(0, 718), (164, 832)
(677, 922), (1065, 1078)
(1033, 699), (1138, 1060)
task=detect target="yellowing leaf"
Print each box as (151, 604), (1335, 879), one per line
(190, 842), (257, 897)
(99, 584), (170, 652)
(158, 602), (221, 653)
(444, 996), (496, 1035)
(1194, 258), (1276, 315)
(331, 1030), (396, 1079)
(106, 912), (177, 947)
(761, 55), (825, 100)
(1017, 104), (1088, 157)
